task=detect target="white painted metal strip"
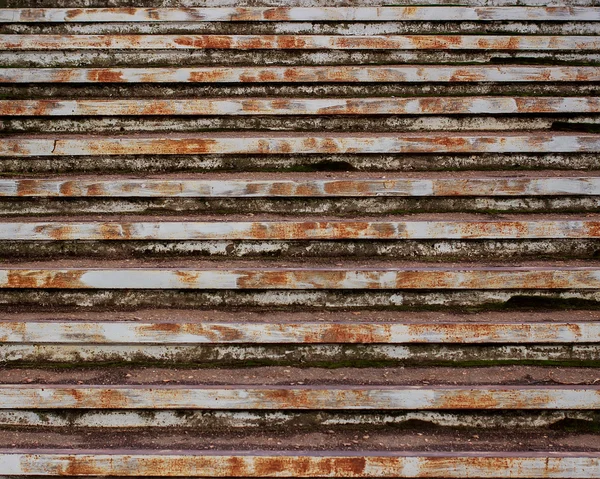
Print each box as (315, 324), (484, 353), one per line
(0, 452), (600, 477)
(2, 134), (599, 157)
(2, 97), (599, 116)
(1, 268), (600, 289)
(0, 177), (598, 197)
(1, 66), (597, 83)
(0, 386), (598, 409)
(0, 221), (598, 240)
(1, 452), (600, 477)
(1, 7), (599, 23)
(0, 321), (598, 343)
(2, 35), (598, 50)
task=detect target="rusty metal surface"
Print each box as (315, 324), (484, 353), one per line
(0, 386), (599, 410)
(2, 7), (600, 22)
(3, 133), (600, 157)
(0, 267), (600, 289)
(1, 320), (599, 344)
(3, 97), (599, 116)
(1, 177), (598, 197)
(3, 34), (599, 50)
(1, 220), (599, 240)
(2, 66), (598, 83)
(2, 3), (600, 469)
(1, 451), (600, 476)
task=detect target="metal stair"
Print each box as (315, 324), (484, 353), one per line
(0, 1), (599, 477)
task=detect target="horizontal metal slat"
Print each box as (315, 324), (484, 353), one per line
(3, 133), (600, 156)
(2, 34), (599, 50)
(2, 7), (599, 22)
(2, 66), (597, 83)
(1, 321), (598, 343)
(3, 97), (599, 116)
(1, 267), (600, 289)
(1, 220), (599, 240)
(2, 451), (600, 477)
(2, 177), (598, 197)
(0, 386), (598, 409)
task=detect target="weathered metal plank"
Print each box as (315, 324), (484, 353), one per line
(1, 321), (598, 343)
(1, 66), (597, 83)
(2, 7), (599, 23)
(0, 267), (600, 289)
(1, 177), (598, 197)
(1, 452), (600, 477)
(0, 386), (598, 409)
(1, 221), (599, 240)
(3, 134), (600, 157)
(3, 35), (599, 50)
(3, 97), (599, 116)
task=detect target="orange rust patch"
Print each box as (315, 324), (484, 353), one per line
(5, 270), (85, 289)
(145, 323), (182, 333)
(97, 388), (130, 409)
(211, 324), (244, 341)
(258, 70), (278, 82)
(87, 69), (124, 82)
(98, 223), (134, 240)
(263, 8), (289, 21)
(317, 324), (390, 343)
(175, 271), (201, 285)
(15, 179), (41, 196)
(277, 36), (307, 49)
(449, 68), (485, 82)
(261, 388), (313, 409)
(85, 183), (108, 196)
(62, 456), (103, 476)
(442, 391), (500, 409)
(145, 138), (217, 155)
(38, 224), (76, 240)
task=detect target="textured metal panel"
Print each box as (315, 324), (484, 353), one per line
(1, 267), (600, 289)
(3, 134), (600, 157)
(2, 66), (598, 83)
(2, 7), (600, 22)
(3, 97), (600, 116)
(1, 177), (598, 197)
(1, 220), (599, 240)
(1, 321), (599, 344)
(1, 452), (600, 477)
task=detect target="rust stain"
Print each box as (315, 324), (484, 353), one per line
(189, 69), (230, 82)
(62, 456), (102, 476)
(145, 322), (182, 333)
(98, 223), (133, 240)
(252, 456), (366, 477)
(97, 388), (130, 409)
(86, 69), (124, 82)
(406, 323), (501, 342)
(38, 224), (75, 240)
(442, 391), (500, 409)
(15, 179), (42, 196)
(211, 324), (244, 341)
(175, 270), (201, 285)
(316, 324), (391, 343)
(260, 388), (314, 409)
(5, 270), (85, 289)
